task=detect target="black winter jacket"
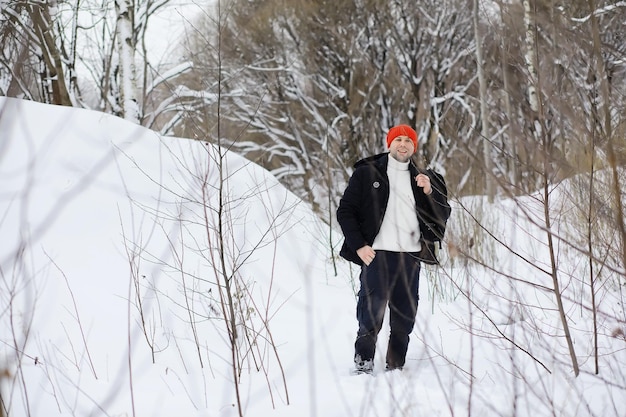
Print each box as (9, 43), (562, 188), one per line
(336, 153), (450, 265)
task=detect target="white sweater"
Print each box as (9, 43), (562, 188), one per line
(372, 157), (422, 252)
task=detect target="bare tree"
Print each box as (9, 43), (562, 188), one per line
(0, 1), (72, 104)
(166, 0), (479, 214)
(0, 0), (176, 123)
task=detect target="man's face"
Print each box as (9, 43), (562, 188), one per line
(388, 135), (416, 163)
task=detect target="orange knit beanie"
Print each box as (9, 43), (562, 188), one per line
(386, 125), (418, 151)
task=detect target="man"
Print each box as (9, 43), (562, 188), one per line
(337, 124), (450, 374)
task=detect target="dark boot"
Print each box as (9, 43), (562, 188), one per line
(386, 332), (409, 370)
(354, 354), (374, 374)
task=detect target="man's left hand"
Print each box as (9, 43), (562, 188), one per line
(416, 173), (432, 195)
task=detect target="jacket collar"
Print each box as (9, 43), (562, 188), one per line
(353, 152), (388, 169)
(354, 153), (420, 176)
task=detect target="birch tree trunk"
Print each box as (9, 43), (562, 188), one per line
(115, 0), (140, 123)
(522, 0), (539, 117)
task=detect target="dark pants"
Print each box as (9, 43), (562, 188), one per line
(355, 251), (421, 368)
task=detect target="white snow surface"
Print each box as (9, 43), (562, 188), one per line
(0, 97), (624, 417)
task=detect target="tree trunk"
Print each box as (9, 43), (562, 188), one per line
(587, 0), (626, 305)
(497, 0), (521, 190)
(115, 0), (140, 123)
(28, 3), (72, 106)
(473, 0), (493, 201)
(522, 0), (579, 377)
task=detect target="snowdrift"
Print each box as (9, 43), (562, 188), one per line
(1, 97), (624, 417)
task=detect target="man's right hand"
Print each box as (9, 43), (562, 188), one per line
(356, 245), (376, 266)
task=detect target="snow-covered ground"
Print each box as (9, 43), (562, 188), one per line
(0, 97), (624, 417)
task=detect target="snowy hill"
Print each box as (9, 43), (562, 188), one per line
(0, 97), (624, 417)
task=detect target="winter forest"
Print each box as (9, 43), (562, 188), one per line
(1, 0), (626, 416)
(2, 0), (624, 207)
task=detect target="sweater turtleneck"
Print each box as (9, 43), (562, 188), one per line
(372, 155), (422, 252)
